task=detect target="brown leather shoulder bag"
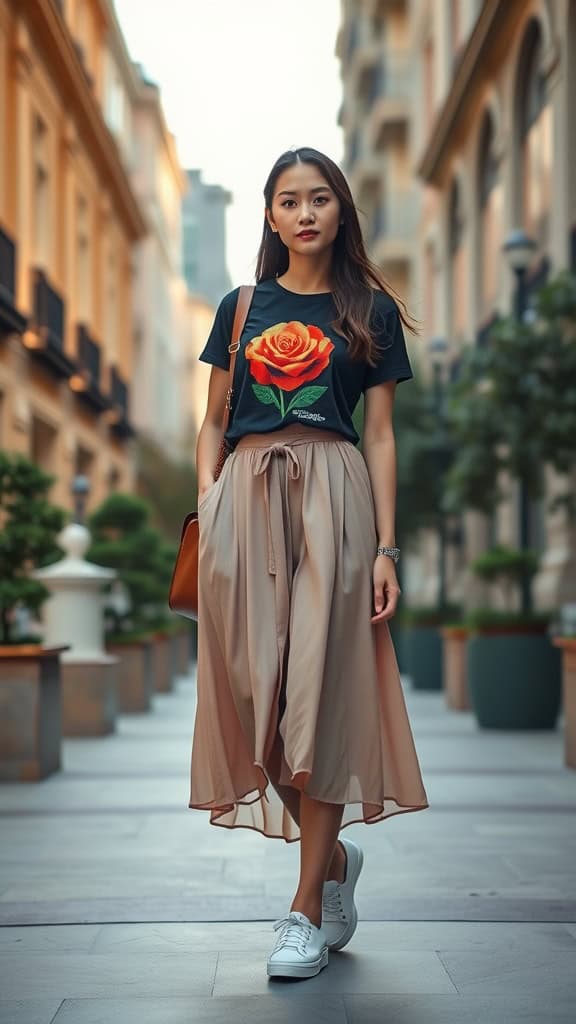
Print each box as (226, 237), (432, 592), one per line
(168, 285), (255, 619)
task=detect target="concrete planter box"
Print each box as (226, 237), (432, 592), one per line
(440, 627), (470, 710)
(467, 630), (562, 730)
(552, 637), (576, 769)
(152, 633), (173, 693)
(61, 657), (119, 736)
(0, 645), (68, 781)
(404, 625), (443, 690)
(107, 639), (154, 713)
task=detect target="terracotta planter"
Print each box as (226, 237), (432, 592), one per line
(107, 639), (154, 712)
(552, 638), (576, 769)
(440, 627), (470, 710)
(152, 633), (173, 693)
(0, 645), (68, 781)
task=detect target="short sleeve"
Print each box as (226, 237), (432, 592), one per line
(364, 299), (414, 390)
(198, 287), (241, 371)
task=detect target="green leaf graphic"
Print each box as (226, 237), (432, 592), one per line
(286, 386), (327, 414)
(252, 384), (281, 411)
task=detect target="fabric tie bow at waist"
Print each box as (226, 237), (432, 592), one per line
(252, 443), (301, 575)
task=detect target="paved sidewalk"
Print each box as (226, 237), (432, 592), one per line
(0, 666), (575, 1023)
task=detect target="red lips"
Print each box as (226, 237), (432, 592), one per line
(297, 230), (319, 239)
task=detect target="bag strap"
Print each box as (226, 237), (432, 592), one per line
(222, 285), (255, 433)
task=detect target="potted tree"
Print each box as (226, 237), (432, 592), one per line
(444, 270), (576, 729)
(400, 603), (462, 691)
(464, 546), (560, 728)
(88, 493), (175, 707)
(0, 452), (67, 779)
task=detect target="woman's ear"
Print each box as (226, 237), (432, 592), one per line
(265, 208), (278, 233)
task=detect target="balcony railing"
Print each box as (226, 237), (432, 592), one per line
(25, 268), (75, 377)
(0, 225), (16, 302)
(72, 324), (108, 412)
(77, 324), (101, 387)
(33, 268), (64, 348)
(0, 226), (26, 335)
(109, 366), (133, 438)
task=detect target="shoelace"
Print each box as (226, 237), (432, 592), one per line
(322, 884), (346, 921)
(272, 913), (312, 955)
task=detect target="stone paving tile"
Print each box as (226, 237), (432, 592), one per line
(0, 924), (100, 953)
(91, 921), (274, 954)
(1, 675), (575, 1020)
(88, 919), (576, 954)
(51, 995), (347, 1023)
(212, 950), (456, 997)
(343, 993), (575, 1024)
(437, 948), (576, 997)
(0, 1003), (62, 1024)
(0, 952), (218, 1001)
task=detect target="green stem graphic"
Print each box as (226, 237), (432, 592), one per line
(278, 388), (285, 418)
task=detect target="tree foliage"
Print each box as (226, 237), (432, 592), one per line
(87, 493), (174, 634)
(0, 453), (66, 644)
(444, 270), (576, 518)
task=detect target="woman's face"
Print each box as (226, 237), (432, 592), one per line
(266, 162), (342, 257)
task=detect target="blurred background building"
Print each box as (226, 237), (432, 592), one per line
(0, 0), (231, 516)
(338, 0), (576, 609)
(182, 169), (232, 308)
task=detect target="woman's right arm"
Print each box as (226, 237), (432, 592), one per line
(196, 365), (230, 499)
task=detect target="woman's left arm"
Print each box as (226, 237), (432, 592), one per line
(362, 380), (401, 624)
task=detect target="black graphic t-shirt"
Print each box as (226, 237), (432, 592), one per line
(199, 278), (413, 447)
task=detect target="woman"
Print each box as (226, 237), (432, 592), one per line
(191, 147), (428, 980)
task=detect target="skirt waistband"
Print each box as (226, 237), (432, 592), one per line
(235, 424), (350, 451)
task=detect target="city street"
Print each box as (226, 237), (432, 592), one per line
(0, 665), (575, 1023)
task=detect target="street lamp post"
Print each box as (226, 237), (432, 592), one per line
(502, 228), (537, 614)
(428, 336), (449, 608)
(71, 474), (90, 525)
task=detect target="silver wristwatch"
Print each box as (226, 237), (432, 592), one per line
(376, 545), (400, 563)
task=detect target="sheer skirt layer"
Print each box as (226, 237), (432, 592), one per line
(190, 424), (428, 841)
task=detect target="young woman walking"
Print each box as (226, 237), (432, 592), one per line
(190, 147), (428, 980)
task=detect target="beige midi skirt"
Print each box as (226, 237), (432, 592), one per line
(189, 422), (428, 841)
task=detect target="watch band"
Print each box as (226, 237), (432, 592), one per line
(376, 545), (400, 563)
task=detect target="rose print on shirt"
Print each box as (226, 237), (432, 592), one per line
(245, 321), (335, 419)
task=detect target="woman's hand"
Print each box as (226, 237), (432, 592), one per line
(370, 555), (401, 624)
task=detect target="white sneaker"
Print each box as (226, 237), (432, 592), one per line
(267, 911), (329, 979)
(322, 837), (364, 950)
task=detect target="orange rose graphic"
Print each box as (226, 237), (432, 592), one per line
(245, 321), (334, 419)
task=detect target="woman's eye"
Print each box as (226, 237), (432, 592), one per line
(279, 197), (329, 208)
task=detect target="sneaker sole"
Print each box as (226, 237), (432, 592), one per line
(267, 947), (329, 978)
(326, 843), (364, 952)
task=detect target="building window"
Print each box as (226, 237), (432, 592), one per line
(76, 194), (91, 323)
(32, 115), (50, 268)
(448, 178), (466, 340)
(516, 19), (552, 247)
(478, 112), (501, 316)
(30, 414), (57, 474)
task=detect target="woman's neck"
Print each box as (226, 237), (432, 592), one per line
(278, 253), (333, 295)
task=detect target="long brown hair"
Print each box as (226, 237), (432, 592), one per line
(255, 147), (419, 365)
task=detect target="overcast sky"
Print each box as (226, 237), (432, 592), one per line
(113, 0), (344, 288)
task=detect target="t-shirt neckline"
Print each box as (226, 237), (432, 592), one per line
(271, 277), (333, 298)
